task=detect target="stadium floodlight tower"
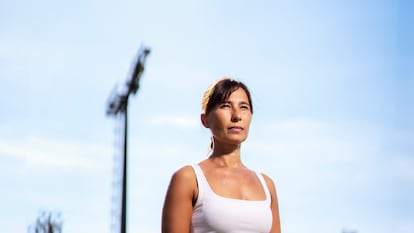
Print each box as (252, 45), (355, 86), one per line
(106, 45), (150, 233)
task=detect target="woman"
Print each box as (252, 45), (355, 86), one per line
(162, 78), (281, 233)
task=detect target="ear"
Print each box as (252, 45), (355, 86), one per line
(200, 114), (209, 128)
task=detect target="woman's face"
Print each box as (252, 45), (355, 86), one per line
(203, 88), (252, 146)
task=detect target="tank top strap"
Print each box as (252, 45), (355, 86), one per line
(191, 163), (209, 206)
(256, 172), (271, 203)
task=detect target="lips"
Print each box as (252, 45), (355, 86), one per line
(228, 126), (243, 133)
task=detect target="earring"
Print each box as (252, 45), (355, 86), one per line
(209, 137), (214, 150)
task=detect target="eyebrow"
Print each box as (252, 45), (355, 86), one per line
(222, 100), (250, 105)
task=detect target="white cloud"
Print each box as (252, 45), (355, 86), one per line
(0, 136), (112, 170)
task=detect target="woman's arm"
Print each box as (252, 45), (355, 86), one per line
(263, 174), (281, 233)
(162, 166), (197, 233)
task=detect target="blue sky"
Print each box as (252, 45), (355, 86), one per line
(0, 0), (413, 233)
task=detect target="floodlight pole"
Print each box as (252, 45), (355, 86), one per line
(106, 45), (150, 233)
(121, 96), (128, 233)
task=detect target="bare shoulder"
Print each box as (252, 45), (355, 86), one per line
(167, 165), (198, 196)
(162, 165), (198, 232)
(261, 173), (277, 192)
(171, 165), (197, 183)
(163, 165), (199, 209)
(171, 165), (197, 186)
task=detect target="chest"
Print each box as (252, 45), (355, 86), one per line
(204, 168), (267, 201)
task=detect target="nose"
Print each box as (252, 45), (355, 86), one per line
(231, 108), (241, 122)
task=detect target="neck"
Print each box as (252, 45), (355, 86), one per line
(209, 145), (243, 168)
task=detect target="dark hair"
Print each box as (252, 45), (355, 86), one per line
(202, 78), (253, 115)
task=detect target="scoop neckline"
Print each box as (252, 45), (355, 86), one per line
(195, 164), (268, 202)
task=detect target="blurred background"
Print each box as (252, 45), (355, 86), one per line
(0, 0), (412, 232)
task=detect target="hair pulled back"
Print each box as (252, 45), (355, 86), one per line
(201, 77), (253, 116)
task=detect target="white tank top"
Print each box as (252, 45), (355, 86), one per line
(191, 164), (272, 233)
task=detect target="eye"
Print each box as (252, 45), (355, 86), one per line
(220, 103), (231, 108)
(240, 104), (250, 110)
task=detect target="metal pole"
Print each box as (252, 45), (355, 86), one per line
(121, 98), (128, 233)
